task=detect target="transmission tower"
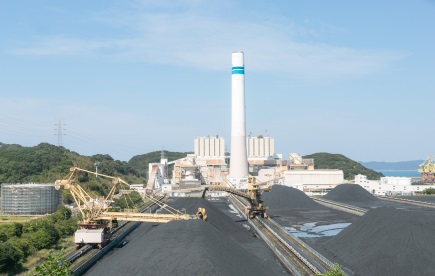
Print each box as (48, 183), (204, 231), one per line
(54, 119), (66, 147)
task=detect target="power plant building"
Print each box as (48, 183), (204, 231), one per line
(247, 135), (275, 160)
(1, 184), (60, 215)
(194, 136), (225, 158)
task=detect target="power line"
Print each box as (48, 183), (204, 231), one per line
(54, 119), (66, 147)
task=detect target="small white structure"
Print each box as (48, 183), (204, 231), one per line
(147, 161), (166, 192)
(380, 176), (412, 186)
(288, 153), (314, 170)
(75, 228), (104, 245)
(355, 174), (434, 195)
(257, 168), (284, 183)
(161, 184), (172, 193)
(284, 170), (344, 186)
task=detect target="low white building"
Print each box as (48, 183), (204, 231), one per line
(354, 174), (434, 195)
(283, 170), (344, 194)
(380, 176), (412, 186)
(257, 168), (284, 184)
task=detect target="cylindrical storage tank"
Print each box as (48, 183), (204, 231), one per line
(0, 184), (61, 215)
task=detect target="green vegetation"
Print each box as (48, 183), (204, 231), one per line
(423, 188), (435, 195)
(128, 150), (190, 177)
(0, 143), (145, 185)
(303, 152), (384, 180)
(33, 249), (71, 276)
(0, 216), (38, 224)
(112, 191), (144, 210)
(0, 206), (77, 274)
(315, 264), (345, 276)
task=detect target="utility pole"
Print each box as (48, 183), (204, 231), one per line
(54, 119), (66, 147)
(94, 162), (100, 182)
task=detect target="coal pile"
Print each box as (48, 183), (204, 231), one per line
(322, 207), (435, 275)
(163, 197), (256, 244)
(86, 220), (273, 276)
(399, 195), (435, 204)
(323, 184), (378, 203)
(262, 185), (326, 210)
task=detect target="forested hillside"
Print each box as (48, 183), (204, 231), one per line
(128, 150), (190, 177)
(303, 152), (384, 180)
(0, 143), (145, 184)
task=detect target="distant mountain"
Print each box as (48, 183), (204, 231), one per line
(359, 160), (424, 171)
(303, 152), (384, 180)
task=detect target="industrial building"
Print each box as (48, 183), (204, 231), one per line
(194, 136), (225, 158)
(283, 170), (344, 193)
(247, 135), (275, 160)
(355, 174), (435, 195)
(0, 183), (60, 215)
(172, 153), (227, 187)
(254, 153), (345, 195)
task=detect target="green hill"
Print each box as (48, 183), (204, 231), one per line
(0, 143), (145, 184)
(128, 150), (190, 177)
(303, 152), (384, 180)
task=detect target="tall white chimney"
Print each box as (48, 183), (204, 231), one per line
(229, 51), (249, 180)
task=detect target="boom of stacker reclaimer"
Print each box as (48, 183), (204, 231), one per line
(55, 167), (207, 249)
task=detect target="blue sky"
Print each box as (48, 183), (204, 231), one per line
(0, 0), (434, 162)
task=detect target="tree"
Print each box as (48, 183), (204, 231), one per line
(30, 229), (52, 250)
(0, 241), (22, 272)
(33, 249), (72, 276)
(423, 188), (435, 195)
(315, 264), (346, 276)
(112, 191), (144, 210)
(303, 152), (384, 180)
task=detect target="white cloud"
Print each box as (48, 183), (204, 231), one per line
(8, 1), (403, 80)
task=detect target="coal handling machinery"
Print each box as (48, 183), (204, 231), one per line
(160, 176), (270, 219)
(418, 155), (435, 183)
(55, 167), (207, 249)
(203, 177), (270, 219)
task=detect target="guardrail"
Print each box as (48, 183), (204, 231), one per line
(267, 217), (337, 271)
(256, 217), (322, 274)
(228, 195), (303, 275)
(377, 195), (435, 207)
(313, 197), (367, 216)
(230, 194), (349, 275)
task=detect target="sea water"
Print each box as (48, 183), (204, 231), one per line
(377, 170), (421, 177)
